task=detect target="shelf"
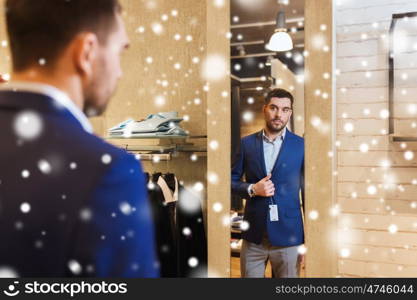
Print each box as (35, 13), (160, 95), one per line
(124, 145), (176, 152)
(106, 135), (207, 140)
(123, 145), (206, 153)
(389, 135), (417, 142)
(106, 135), (207, 158)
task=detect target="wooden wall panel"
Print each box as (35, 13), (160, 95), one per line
(101, 0), (207, 137)
(335, 0), (417, 277)
(206, 0), (231, 278)
(304, 0), (337, 277)
(0, 0), (11, 76)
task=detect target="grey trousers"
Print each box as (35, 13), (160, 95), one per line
(240, 236), (300, 278)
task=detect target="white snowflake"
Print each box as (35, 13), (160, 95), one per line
(367, 185), (377, 195)
(151, 22), (164, 35)
(404, 151), (414, 161)
(68, 260), (82, 275)
(242, 111), (254, 123)
(178, 189), (201, 214)
(20, 202), (31, 214)
(188, 257), (199, 268)
(154, 95), (166, 107)
(38, 159), (52, 174)
(388, 224), (398, 234)
(79, 208), (92, 221)
(21, 170), (30, 179)
(209, 140), (219, 150)
(340, 248), (351, 258)
(309, 210), (319, 220)
(14, 110), (43, 141)
(201, 54), (227, 81)
(212, 202), (222, 213)
(0, 267), (19, 278)
(298, 245), (307, 255)
(207, 172), (219, 184)
(240, 220), (250, 231)
(119, 202), (133, 216)
(101, 154), (112, 164)
(182, 227), (192, 236)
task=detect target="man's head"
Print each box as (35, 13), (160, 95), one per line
(263, 88), (293, 134)
(5, 0), (129, 116)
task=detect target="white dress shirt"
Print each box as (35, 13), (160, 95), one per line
(248, 128), (287, 197)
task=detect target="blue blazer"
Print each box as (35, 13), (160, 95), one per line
(0, 91), (159, 277)
(232, 130), (305, 247)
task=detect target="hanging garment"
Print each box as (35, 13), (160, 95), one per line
(157, 173), (179, 204)
(172, 180), (207, 278)
(176, 187), (207, 277)
(148, 173), (207, 277)
(145, 173), (177, 277)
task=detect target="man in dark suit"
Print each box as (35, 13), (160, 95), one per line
(0, 0), (158, 277)
(232, 88), (305, 278)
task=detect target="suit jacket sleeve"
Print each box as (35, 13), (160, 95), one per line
(301, 156), (305, 214)
(231, 139), (251, 198)
(89, 154), (159, 278)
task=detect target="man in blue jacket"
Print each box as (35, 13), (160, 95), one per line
(0, 0), (158, 277)
(232, 88), (305, 278)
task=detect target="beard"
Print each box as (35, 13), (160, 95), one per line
(83, 92), (108, 117)
(83, 74), (114, 118)
(266, 118), (287, 133)
(82, 54), (116, 118)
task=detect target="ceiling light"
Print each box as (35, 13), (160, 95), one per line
(265, 11), (293, 52)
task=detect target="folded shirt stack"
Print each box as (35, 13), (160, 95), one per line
(108, 112), (188, 138)
(231, 215), (243, 230)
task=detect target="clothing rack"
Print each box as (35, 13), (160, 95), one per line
(129, 152), (172, 161)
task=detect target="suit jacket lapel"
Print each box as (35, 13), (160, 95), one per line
(256, 131), (268, 177)
(270, 129), (293, 175)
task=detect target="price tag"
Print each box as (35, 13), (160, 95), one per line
(269, 204), (279, 222)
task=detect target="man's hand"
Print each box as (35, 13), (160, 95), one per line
(298, 254), (306, 274)
(253, 174), (274, 197)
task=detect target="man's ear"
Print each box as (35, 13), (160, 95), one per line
(72, 33), (99, 80)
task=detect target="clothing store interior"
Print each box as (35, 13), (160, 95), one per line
(2, 0), (416, 279)
(0, 0), (309, 278)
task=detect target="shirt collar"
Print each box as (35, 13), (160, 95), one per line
(262, 127), (286, 143)
(0, 81), (93, 133)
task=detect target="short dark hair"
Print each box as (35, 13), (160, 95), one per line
(5, 0), (122, 71)
(265, 88), (294, 107)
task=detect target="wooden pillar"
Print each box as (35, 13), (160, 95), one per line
(0, 0), (11, 76)
(206, 0), (231, 277)
(304, 0), (337, 277)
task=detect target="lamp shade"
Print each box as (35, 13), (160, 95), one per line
(266, 11), (293, 52)
(266, 30), (293, 52)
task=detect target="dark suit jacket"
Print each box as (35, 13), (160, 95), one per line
(0, 90), (158, 277)
(231, 130), (305, 247)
